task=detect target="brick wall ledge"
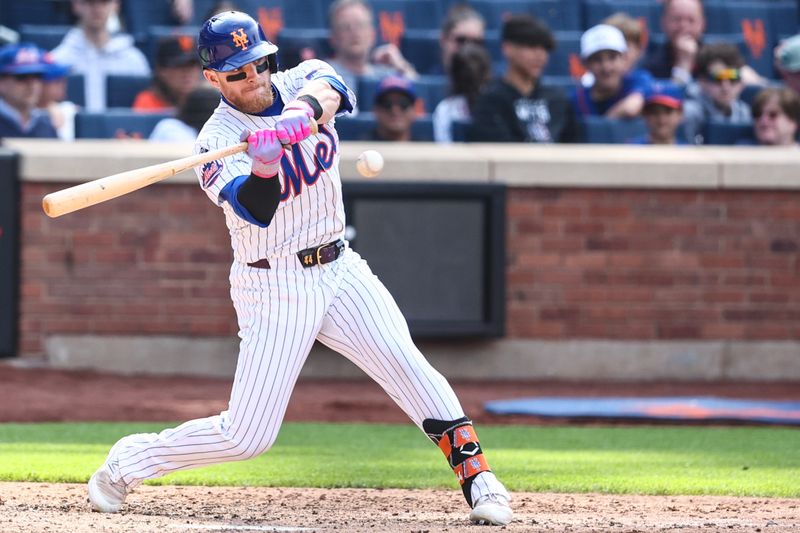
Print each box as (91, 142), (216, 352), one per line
(41, 335), (800, 381)
(5, 139), (799, 190)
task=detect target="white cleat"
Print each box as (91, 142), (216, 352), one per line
(87, 464), (129, 513)
(469, 493), (513, 526)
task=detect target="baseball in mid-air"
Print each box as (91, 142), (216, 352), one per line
(356, 150), (384, 178)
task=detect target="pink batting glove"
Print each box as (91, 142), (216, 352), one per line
(245, 129), (283, 177)
(275, 100), (314, 145)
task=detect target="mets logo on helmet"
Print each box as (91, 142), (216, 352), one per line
(231, 28), (249, 50)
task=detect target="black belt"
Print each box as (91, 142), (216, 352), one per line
(247, 240), (345, 269)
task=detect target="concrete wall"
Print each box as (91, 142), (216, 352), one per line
(7, 139), (800, 380)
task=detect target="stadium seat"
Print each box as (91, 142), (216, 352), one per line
(579, 116), (647, 143)
(187, 0), (327, 33)
(121, 0), (176, 38)
(703, 1), (797, 80)
(357, 75), (447, 113)
(740, 84), (765, 106)
(75, 110), (171, 139)
(541, 75), (578, 93)
(451, 119), (472, 142)
(469, 0), (582, 32)
(702, 121), (755, 145)
(1, 1), (72, 29)
(582, 0), (661, 37)
(18, 24), (70, 51)
(335, 112), (434, 141)
(401, 29), (443, 75)
(275, 28), (332, 69)
(547, 31), (583, 78)
(106, 75), (153, 109)
(371, 0), (444, 35)
(66, 75), (85, 108)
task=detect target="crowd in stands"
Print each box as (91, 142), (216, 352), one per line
(1, 0), (799, 147)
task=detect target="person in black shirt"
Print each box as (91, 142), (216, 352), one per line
(467, 15), (578, 143)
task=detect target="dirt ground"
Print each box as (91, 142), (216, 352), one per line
(2, 364), (800, 532)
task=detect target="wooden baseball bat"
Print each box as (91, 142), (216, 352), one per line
(42, 121), (318, 218)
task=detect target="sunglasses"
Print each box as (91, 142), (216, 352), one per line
(225, 57), (269, 82)
(376, 98), (413, 111)
(755, 110), (782, 120)
(707, 67), (741, 83)
(453, 35), (486, 47)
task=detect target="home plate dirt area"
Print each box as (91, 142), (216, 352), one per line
(2, 367), (800, 532)
(2, 483), (800, 532)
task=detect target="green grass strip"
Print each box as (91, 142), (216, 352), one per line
(1, 422), (798, 497)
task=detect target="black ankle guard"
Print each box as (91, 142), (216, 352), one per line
(423, 417), (491, 507)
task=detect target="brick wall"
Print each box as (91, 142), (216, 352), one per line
(17, 183), (800, 356)
(506, 188), (800, 340)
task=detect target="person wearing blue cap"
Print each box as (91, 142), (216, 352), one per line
(38, 50), (78, 140)
(628, 83), (687, 145)
(0, 44), (58, 138)
(367, 75), (420, 141)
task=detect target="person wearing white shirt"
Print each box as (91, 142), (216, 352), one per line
(52, 0), (150, 112)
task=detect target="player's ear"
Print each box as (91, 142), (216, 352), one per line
(203, 69), (221, 89)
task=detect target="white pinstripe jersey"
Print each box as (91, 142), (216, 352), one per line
(193, 59), (356, 264)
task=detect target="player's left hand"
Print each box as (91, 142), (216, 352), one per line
(275, 100), (315, 145)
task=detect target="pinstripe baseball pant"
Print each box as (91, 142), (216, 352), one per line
(108, 248), (507, 502)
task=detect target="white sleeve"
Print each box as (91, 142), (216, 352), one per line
(283, 59), (356, 115)
(193, 133), (252, 206)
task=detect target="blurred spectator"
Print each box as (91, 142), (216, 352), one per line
(149, 85), (220, 142)
(52, 0), (151, 112)
(629, 83), (685, 145)
(643, 0), (762, 88)
(171, 0), (194, 25)
(133, 36), (201, 113)
(572, 25), (650, 119)
(434, 3), (486, 76)
(38, 51), (78, 140)
(751, 87), (800, 146)
(775, 35), (800, 95)
(602, 13), (649, 77)
(433, 42), (491, 143)
(204, 1), (239, 20)
(365, 76), (419, 141)
(643, 0), (704, 84)
(326, 0), (417, 102)
(683, 43), (751, 144)
(0, 44), (58, 138)
(469, 15), (578, 143)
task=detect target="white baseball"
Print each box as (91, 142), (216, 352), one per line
(356, 150), (384, 178)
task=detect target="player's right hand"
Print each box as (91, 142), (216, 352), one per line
(245, 129), (283, 178)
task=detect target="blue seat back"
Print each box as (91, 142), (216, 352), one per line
(1, 2), (72, 28)
(546, 31), (583, 78)
(702, 121), (755, 145)
(18, 24), (70, 51)
(371, 0), (444, 34)
(66, 75), (85, 107)
(75, 110), (171, 139)
(469, 0), (582, 32)
(106, 75), (153, 108)
(334, 113), (434, 141)
(580, 116), (647, 143)
(583, 0), (661, 38)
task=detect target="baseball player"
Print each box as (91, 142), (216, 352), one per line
(87, 11), (512, 526)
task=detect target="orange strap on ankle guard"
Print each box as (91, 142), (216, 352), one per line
(423, 417), (492, 506)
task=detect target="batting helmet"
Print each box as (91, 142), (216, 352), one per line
(198, 11), (279, 73)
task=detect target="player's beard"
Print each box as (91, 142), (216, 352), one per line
(225, 81), (274, 114)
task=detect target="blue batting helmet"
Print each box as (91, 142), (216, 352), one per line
(198, 11), (279, 72)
